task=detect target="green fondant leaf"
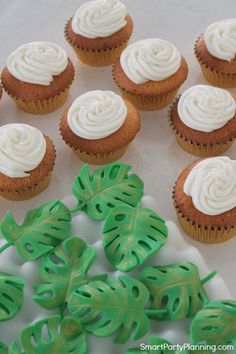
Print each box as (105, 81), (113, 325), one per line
(190, 300), (236, 351)
(71, 163), (144, 220)
(68, 276), (165, 344)
(103, 204), (168, 272)
(139, 262), (216, 320)
(125, 337), (173, 354)
(33, 236), (106, 311)
(0, 200), (71, 260)
(0, 272), (24, 321)
(9, 316), (87, 354)
(0, 341), (8, 354)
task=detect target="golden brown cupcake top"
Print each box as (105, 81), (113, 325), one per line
(113, 57), (188, 96)
(65, 15), (133, 51)
(1, 59), (74, 102)
(195, 35), (236, 74)
(60, 99), (140, 154)
(0, 135), (56, 191)
(174, 158), (236, 227)
(170, 85), (236, 144)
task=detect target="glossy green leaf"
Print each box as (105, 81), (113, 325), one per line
(139, 262), (216, 320)
(0, 200), (71, 260)
(9, 316), (87, 354)
(0, 341), (8, 354)
(68, 276), (165, 344)
(33, 236), (106, 311)
(71, 163), (144, 220)
(190, 300), (236, 351)
(0, 272), (24, 321)
(125, 337), (173, 354)
(103, 204), (168, 272)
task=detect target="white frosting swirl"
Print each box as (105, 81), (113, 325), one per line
(120, 39), (181, 84)
(184, 157), (236, 216)
(0, 124), (46, 178)
(7, 41), (68, 85)
(67, 90), (127, 140)
(72, 0), (127, 39)
(204, 19), (236, 61)
(177, 85), (236, 132)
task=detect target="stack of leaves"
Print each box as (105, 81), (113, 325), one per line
(0, 162), (234, 354)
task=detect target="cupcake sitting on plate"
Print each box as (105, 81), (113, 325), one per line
(170, 84), (236, 156)
(1, 41), (75, 114)
(113, 38), (188, 111)
(195, 19), (236, 88)
(60, 90), (140, 164)
(173, 156), (236, 243)
(0, 123), (56, 200)
(65, 0), (133, 66)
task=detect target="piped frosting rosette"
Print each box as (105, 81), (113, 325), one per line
(7, 41), (68, 85)
(204, 19), (236, 61)
(0, 124), (46, 178)
(177, 85), (236, 132)
(67, 90), (127, 140)
(120, 38), (181, 84)
(72, 0), (127, 38)
(184, 157), (236, 216)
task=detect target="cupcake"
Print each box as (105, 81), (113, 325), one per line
(1, 41), (75, 114)
(113, 38), (188, 110)
(170, 85), (236, 156)
(173, 156), (236, 243)
(60, 90), (140, 164)
(0, 123), (56, 200)
(195, 19), (236, 88)
(65, 0), (133, 67)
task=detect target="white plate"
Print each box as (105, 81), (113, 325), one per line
(0, 195), (232, 353)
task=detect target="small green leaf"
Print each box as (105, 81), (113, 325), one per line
(125, 337), (173, 354)
(0, 341), (8, 354)
(71, 163), (144, 220)
(0, 272), (24, 321)
(68, 276), (164, 344)
(0, 200), (71, 260)
(139, 262), (216, 320)
(9, 316), (87, 354)
(190, 300), (236, 351)
(103, 204), (168, 272)
(33, 236), (106, 311)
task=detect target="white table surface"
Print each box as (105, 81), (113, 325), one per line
(0, 0), (235, 296)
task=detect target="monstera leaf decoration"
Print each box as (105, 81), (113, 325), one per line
(139, 262), (216, 320)
(0, 200), (71, 260)
(68, 276), (165, 344)
(34, 237), (106, 312)
(190, 300), (236, 350)
(71, 163), (144, 220)
(103, 203), (168, 272)
(0, 341), (8, 354)
(0, 272), (24, 321)
(125, 337), (173, 354)
(9, 316), (87, 354)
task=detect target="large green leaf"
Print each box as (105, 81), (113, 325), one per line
(33, 236), (106, 311)
(0, 341), (8, 354)
(68, 276), (164, 344)
(71, 163), (144, 220)
(139, 262), (216, 320)
(0, 272), (24, 321)
(0, 200), (71, 260)
(103, 204), (168, 272)
(190, 300), (236, 351)
(9, 316), (87, 354)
